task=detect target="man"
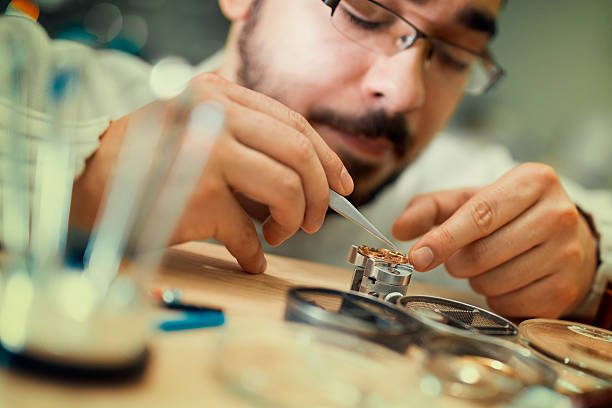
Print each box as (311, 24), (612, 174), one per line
(2, 0), (611, 319)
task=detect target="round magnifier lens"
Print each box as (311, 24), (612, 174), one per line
(285, 287), (422, 353)
(519, 319), (612, 380)
(421, 334), (556, 402)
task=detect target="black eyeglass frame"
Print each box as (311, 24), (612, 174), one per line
(322, 0), (505, 94)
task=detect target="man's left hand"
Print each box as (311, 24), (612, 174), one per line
(392, 162), (598, 318)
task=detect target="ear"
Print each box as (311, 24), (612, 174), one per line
(218, 0), (254, 22)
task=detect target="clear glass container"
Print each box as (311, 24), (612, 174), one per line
(212, 319), (434, 408)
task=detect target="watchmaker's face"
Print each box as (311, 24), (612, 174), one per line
(225, 0), (502, 205)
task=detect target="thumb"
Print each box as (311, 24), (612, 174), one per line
(392, 187), (479, 241)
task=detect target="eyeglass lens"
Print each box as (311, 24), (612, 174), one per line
(329, 0), (499, 95)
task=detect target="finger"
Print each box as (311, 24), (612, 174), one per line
(226, 103), (329, 233)
(486, 272), (581, 318)
(466, 243), (554, 297)
(217, 137), (306, 246)
(215, 196), (267, 274)
(445, 203), (552, 279)
(174, 182), (267, 274)
(193, 73), (353, 196)
(261, 215), (298, 248)
(409, 166), (546, 271)
(470, 230), (586, 299)
(392, 188), (478, 241)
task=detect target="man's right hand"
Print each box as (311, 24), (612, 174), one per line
(71, 73), (354, 273)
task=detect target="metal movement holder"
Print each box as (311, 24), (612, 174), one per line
(347, 245), (413, 303)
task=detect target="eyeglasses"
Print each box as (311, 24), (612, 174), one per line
(322, 0), (504, 95)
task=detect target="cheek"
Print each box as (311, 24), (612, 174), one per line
(257, 2), (370, 108)
(420, 77), (463, 133)
(398, 79), (463, 166)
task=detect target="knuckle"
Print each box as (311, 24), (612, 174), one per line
(278, 172), (303, 198)
(193, 72), (226, 86)
(530, 163), (559, 187)
(438, 225), (456, 246)
(292, 132), (315, 163)
(469, 199), (496, 233)
(408, 194), (427, 207)
(435, 225), (457, 252)
(249, 88), (271, 107)
(409, 194), (423, 204)
(288, 110), (309, 134)
(561, 244), (583, 265)
(555, 205), (580, 230)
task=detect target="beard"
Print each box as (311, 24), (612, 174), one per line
(236, 0), (412, 207)
(307, 107), (413, 206)
(237, 0), (266, 91)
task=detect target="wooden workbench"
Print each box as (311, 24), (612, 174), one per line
(0, 242), (487, 407)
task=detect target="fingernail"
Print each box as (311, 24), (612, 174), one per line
(341, 167), (354, 194)
(411, 247), (434, 271)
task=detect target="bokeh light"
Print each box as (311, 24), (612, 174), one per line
(83, 3), (123, 43)
(149, 56), (194, 100)
(119, 14), (148, 51)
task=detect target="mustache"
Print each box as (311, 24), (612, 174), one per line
(307, 108), (411, 157)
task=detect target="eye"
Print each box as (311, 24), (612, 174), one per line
(341, 7), (388, 32)
(395, 34), (417, 50)
(432, 47), (471, 72)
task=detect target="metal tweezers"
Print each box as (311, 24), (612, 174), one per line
(328, 189), (400, 252)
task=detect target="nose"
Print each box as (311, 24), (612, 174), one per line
(360, 43), (428, 113)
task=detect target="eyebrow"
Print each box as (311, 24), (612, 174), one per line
(456, 6), (497, 37)
(400, 0), (497, 37)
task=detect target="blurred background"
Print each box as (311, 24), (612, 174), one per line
(4, 0), (611, 190)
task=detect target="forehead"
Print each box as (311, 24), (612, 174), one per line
(385, 0), (502, 15)
(265, 0), (502, 40)
(380, 0), (502, 47)
(385, 0), (502, 29)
